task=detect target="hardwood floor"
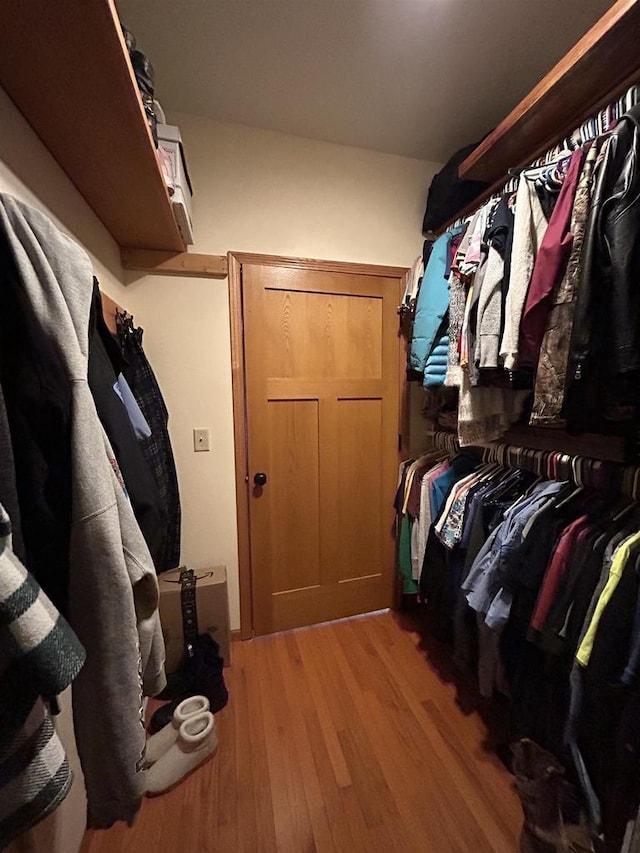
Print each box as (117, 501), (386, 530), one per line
(82, 611), (522, 853)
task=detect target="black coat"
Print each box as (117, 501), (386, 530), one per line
(0, 231), (72, 611)
(88, 283), (166, 571)
(565, 104), (640, 433)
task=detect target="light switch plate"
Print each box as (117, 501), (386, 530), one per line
(193, 428), (211, 452)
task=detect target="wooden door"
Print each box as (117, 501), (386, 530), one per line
(242, 261), (402, 635)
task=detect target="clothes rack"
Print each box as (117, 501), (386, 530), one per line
(461, 82), (640, 231)
(431, 81), (640, 238)
(398, 421), (640, 848)
(427, 430), (640, 499)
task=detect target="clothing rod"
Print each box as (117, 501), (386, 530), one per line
(441, 81), (640, 234)
(427, 430), (640, 499)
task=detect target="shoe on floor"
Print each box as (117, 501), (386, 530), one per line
(144, 695), (210, 767)
(145, 711), (218, 796)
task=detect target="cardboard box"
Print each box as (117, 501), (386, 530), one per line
(157, 122), (194, 245)
(158, 565), (230, 671)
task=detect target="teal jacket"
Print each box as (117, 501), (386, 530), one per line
(424, 332), (449, 387)
(409, 227), (462, 374)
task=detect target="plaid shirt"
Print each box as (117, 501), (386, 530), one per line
(0, 506), (85, 849)
(120, 325), (181, 571)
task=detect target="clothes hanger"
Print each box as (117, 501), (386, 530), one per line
(554, 464), (585, 509)
(632, 465), (640, 502)
(611, 487), (637, 522)
(498, 442), (506, 468)
(523, 153), (571, 182)
(537, 449), (545, 479)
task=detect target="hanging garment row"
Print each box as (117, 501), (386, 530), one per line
(402, 85), (640, 449)
(395, 436), (640, 852)
(0, 193), (181, 847)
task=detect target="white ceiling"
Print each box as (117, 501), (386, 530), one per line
(117, 0), (615, 162)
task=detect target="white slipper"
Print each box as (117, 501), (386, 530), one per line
(145, 710), (218, 796)
(144, 695), (210, 767)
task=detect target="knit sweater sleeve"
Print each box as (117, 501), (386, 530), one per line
(499, 181), (548, 370)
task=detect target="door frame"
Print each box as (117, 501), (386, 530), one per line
(228, 252), (410, 639)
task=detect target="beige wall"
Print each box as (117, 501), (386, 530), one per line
(172, 114), (439, 264)
(123, 115), (439, 631)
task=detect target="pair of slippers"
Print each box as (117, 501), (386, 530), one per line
(144, 696), (218, 795)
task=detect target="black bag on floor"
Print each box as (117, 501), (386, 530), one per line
(151, 568), (228, 733)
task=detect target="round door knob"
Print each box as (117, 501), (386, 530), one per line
(253, 472), (267, 486)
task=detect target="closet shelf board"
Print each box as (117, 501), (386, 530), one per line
(0, 0), (185, 253)
(459, 0), (640, 183)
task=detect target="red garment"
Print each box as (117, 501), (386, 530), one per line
(518, 148), (586, 368)
(530, 514), (590, 632)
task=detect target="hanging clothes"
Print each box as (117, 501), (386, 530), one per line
(88, 282), (167, 572)
(518, 148), (586, 369)
(394, 451), (449, 593)
(118, 321), (182, 571)
(0, 194), (166, 830)
(499, 176), (549, 371)
(408, 101), (640, 449)
(565, 103), (640, 432)
(475, 193), (514, 371)
(0, 504), (85, 851)
(444, 216), (475, 387)
(530, 137), (608, 426)
(0, 228), (74, 615)
(423, 330), (449, 388)
(113, 373), (152, 440)
(409, 227), (463, 375)
(407, 441), (640, 850)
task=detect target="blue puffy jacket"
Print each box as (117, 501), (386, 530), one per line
(424, 332), (449, 387)
(409, 227), (462, 374)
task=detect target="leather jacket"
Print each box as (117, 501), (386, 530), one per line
(564, 104), (640, 433)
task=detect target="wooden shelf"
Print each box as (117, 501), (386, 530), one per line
(459, 0), (640, 183)
(0, 0), (185, 252)
(121, 248), (228, 278)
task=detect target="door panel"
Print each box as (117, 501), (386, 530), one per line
(243, 263), (401, 635)
(266, 399), (321, 593)
(264, 289), (383, 379)
(335, 398), (383, 583)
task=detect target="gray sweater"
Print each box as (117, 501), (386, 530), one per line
(0, 195), (166, 828)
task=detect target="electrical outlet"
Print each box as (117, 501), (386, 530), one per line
(193, 428), (211, 452)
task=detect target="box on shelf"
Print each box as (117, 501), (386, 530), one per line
(157, 122), (194, 245)
(158, 565), (230, 671)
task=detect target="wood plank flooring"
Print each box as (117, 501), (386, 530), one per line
(82, 610), (522, 853)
